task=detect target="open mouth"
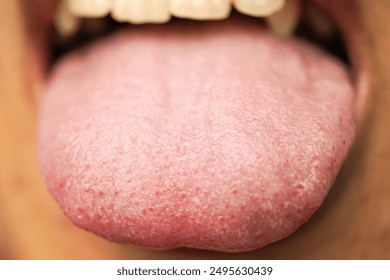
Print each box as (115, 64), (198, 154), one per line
(25, 0), (370, 252)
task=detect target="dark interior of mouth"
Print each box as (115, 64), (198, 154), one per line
(49, 10), (350, 69)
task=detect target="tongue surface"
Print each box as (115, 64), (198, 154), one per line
(39, 17), (355, 252)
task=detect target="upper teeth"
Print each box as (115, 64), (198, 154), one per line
(57, 0), (297, 36)
(55, 0), (82, 37)
(170, 0), (231, 20)
(111, 0), (171, 24)
(266, 0), (300, 37)
(68, 0), (112, 18)
(233, 0), (285, 17)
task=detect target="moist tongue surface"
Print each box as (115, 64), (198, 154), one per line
(39, 17), (356, 252)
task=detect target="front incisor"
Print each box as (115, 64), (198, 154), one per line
(170, 0), (232, 20)
(111, 0), (171, 24)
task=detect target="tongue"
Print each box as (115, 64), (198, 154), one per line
(39, 17), (355, 252)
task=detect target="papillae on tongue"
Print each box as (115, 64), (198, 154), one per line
(38, 17), (355, 252)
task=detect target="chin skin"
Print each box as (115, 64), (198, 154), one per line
(0, 0), (390, 259)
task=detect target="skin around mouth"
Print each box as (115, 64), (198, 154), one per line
(38, 16), (356, 252)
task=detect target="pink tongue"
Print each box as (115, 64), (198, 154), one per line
(39, 17), (355, 252)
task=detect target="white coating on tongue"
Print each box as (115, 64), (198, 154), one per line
(39, 18), (356, 252)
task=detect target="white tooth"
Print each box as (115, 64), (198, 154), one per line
(266, 0), (300, 37)
(170, 0), (231, 20)
(234, 0), (285, 17)
(68, 0), (112, 18)
(55, 0), (82, 37)
(112, 0), (171, 24)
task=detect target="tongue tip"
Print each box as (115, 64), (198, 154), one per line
(45, 168), (326, 252)
(39, 122), (350, 252)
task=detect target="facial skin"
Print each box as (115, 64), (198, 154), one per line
(0, 0), (389, 259)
